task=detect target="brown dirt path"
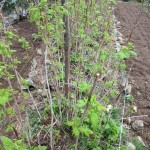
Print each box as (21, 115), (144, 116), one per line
(115, 1), (150, 145)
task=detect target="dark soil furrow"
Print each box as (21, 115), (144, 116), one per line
(115, 1), (150, 145)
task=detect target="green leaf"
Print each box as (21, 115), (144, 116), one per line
(32, 146), (47, 150)
(15, 139), (25, 150)
(130, 50), (137, 57)
(97, 103), (106, 111)
(100, 50), (108, 62)
(18, 37), (31, 50)
(78, 81), (91, 93)
(90, 95), (106, 111)
(67, 121), (74, 127)
(39, 0), (48, 7)
(1, 136), (14, 150)
(38, 146), (47, 150)
(6, 123), (14, 133)
(0, 108), (5, 117)
(120, 146), (126, 150)
(110, 89), (119, 98)
(117, 49), (130, 60)
(29, 7), (41, 22)
(0, 89), (11, 106)
(93, 148), (102, 150)
(6, 107), (15, 116)
(75, 117), (81, 126)
(77, 99), (87, 108)
(4, 31), (17, 39)
(102, 96), (110, 103)
(105, 124), (110, 130)
(73, 127), (79, 137)
(79, 126), (93, 136)
(90, 112), (99, 130)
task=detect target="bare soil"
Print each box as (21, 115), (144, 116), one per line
(115, 1), (150, 145)
(0, 20), (41, 140)
(0, 20), (40, 89)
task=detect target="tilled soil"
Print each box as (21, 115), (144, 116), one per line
(115, 1), (150, 145)
(0, 20), (40, 89)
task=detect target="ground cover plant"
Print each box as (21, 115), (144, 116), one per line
(0, 0), (137, 149)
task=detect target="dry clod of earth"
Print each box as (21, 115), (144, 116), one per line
(131, 119), (144, 131)
(125, 84), (132, 94)
(37, 89), (48, 98)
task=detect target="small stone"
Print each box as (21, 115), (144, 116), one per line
(118, 36), (123, 41)
(117, 37), (124, 45)
(127, 142), (136, 150)
(125, 84), (132, 94)
(121, 80), (126, 87)
(115, 42), (121, 52)
(114, 29), (118, 35)
(106, 105), (113, 113)
(132, 120), (144, 131)
(37, 89), (42, 93)
(120, 40), (124, 45)
(137, 91), (141, 96)
(108, 6), (111, 10)
(117, 31), (122, 37)
(124, 117), (132, 124)
(116, 21), (121, 26)
(4, 20), (10, 27)
(36, 48), (43, 55)
(132, 106), (137, 113)
(29, 70), (38, 78)
(113, 15), (116, 19)
(9, 13), (18, 21)
(37, 89), (48, 98)
(111, 36), (116, 42)
(136, 136), (145, 146)
(45, 59), (51, 64)
(32, 58), (37, 69)
(38, 106), (45, 111)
